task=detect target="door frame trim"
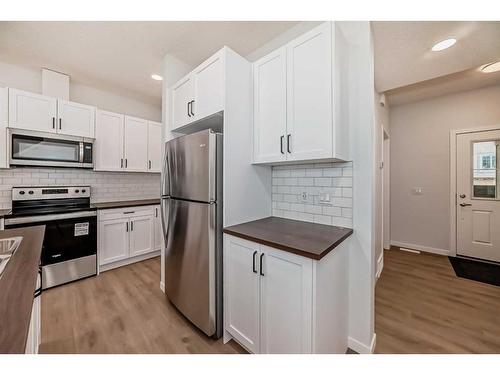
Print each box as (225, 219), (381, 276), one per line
(449, 125), (500, 257)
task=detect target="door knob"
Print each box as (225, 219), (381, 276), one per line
(459, 203), (472, 207)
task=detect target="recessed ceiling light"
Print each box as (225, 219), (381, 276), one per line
(151, 74), (163, 81)
(431, 38), (457, 52)
(480, 61), (500, 73)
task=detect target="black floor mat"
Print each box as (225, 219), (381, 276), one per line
(449, 256), (500, 287)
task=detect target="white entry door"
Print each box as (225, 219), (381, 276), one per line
(456, 130), (500, 262)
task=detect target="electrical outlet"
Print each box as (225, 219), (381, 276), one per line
(412, 187), (423, 195)
(319, 191), (331, 203)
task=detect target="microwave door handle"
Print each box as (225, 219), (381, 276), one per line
(79, 143), (84, 163)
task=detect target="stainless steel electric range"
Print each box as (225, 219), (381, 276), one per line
(4, 186), (97, 289)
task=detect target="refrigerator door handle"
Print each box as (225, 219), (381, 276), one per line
(161, 143), (170, 197)
(160, 198), (170, 245)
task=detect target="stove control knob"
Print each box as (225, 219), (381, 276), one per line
(82, 189), (86, 193)
(75, 189), (80, 193)
(28, 190), (34, 195)
(19, 190), (25, 195)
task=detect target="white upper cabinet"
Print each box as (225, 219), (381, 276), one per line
(124, 116), (149, 172)
(171, 76), (194, 130)
(192, 51), (224, 121)
(252, 22), (348, 164)
(147, 121), (162, 172)
(253, 48), (287, 163)
(0, 87), (8, 169)
(286, 22), (333, 161)
(95, 110), (124, 171)
(169, 48), (225, 132)
(8, 88), (96, 138)
(8, 88), (57, 133)
(57, 99), (95, 138)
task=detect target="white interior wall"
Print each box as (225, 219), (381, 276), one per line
(390, 83), (500, 254)
(0, 60), (161, 121)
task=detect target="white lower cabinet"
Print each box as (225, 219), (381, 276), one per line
(98, 205), (161, 271)
(224, 234), (349, 354)
(25, 272), (41, 354)
(153, 205), (163, 251)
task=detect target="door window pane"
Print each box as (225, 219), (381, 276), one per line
(473, 141), (498, 199)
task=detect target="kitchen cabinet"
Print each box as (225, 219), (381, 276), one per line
(56, 99), (95, 138)
(252, 22), (349, 164)
(224, 236), (261, 353)
(8, 88), (96, 138)
(99, 217), (130, 265)
(147, 121), (162, 172)
(0, 87), (7, 169)
(94, 110), (125, 171)
(169, 49), (224, 132)
(224, 233), (349, 354)
(8, 88), (57, 133)
(124, 116), (149, 172)
(25, 272), (41, 354)
(98, 205), (160, 271)
(129, 215), (154, 257)
(252, 48), (287, 163)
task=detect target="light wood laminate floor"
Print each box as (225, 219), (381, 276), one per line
(375, 248), (500, 353)
(40, 257), (246, 354)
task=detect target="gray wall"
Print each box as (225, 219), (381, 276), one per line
(390, 84), (500, 253)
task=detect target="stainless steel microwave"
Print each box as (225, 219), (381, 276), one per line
(10, 133), (93, 168)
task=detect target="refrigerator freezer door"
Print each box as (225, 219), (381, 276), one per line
(164, 129), (217, 202)
(164, 198), (217, 336)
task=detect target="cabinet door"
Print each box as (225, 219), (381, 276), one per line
(224, 235), (261, 353)
(153, 205), (163, 250)
(124, 116), (148, 172)
(286, 22), (333, 161)
(253, 48), (287, 163)
(8, 88), (57, 133)
(129, 215), (155, 257)
(99, 218), (129, 265)
(192, 51), (224, 122)
(171, 75), (194, 130)
(260, 245), (313, 354)
(147, 121), (162, 173)
(57, 99), (96, 138)
(94, 110), (124, 171)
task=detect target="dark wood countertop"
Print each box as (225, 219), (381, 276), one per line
(92, 198), (160, 210)
(0, 226), (45, 354)
(223, 217), (353, 260)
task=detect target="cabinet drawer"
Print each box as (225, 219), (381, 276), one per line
(98, 205), (155, 221)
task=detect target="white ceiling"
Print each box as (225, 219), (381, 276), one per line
(0, 21), (298, 104)
(372, 21), (500, 92)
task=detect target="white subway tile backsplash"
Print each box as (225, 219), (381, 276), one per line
(272, 162), (353, 228)
(0, 168), (160, 209)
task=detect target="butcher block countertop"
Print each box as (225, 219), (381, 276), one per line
(223, 216), (353, 260)
(92, 198), (160, 210)
(0, 226), (45, 354)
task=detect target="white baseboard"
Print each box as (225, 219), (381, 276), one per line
(348, 334), (376, 354)
(375, 252), (384, 279)
(390, 241), (450, 256)
(160, 281), (165, 293)
(99, 250), (160, 272)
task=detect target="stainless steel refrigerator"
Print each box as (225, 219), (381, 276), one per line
(160, 129), (223, 337)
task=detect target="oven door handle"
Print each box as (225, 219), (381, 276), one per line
(5, 210), (97, 225)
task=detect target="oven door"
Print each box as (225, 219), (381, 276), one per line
(5, 213), (97, 265)
(10, 134), (91, 168)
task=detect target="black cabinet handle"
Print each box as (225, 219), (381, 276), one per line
(121, 158), (123, 168)
(125, 159), (128, 168)
(287, 134), (291, 153)
(149, 160), (152, 169)
(59, 118), (62, 130)
(190, 100), (195, 116)
(52, 117), (55, 129)
(280, 135), (284, 154)
(252, 251), (258, 274)
(187, 102), (191, 117)
(126, 222), (129, 232)
(155, 208), (158, 217)
(259, 253), (265, 276)
(131, 221), (134, 231)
